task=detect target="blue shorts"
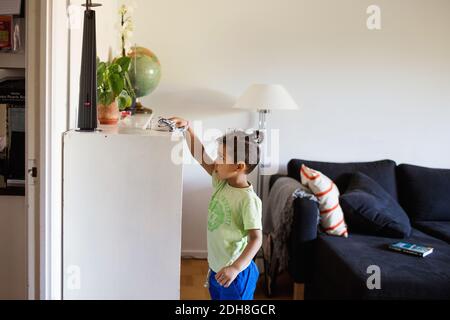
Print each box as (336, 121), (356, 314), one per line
(208, 261), (259, 300)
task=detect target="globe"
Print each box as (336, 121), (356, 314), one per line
(128, 47), (161, 98)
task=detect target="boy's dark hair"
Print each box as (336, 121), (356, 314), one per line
(218, 130), (264, 174)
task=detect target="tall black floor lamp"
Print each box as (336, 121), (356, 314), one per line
(77, 0), (102, 132)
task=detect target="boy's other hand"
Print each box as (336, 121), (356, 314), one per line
(215, 266), (240, 288)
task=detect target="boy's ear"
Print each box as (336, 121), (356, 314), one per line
(237, 162), (246, 172)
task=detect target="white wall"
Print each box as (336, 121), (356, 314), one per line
(0, 197), (26, 299)
(126, 0), (450, 256)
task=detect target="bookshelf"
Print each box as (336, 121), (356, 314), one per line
(0, 0), (27, 195)
(0, 81), (25, 196)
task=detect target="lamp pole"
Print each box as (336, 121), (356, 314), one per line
(256, 109), (269, 198)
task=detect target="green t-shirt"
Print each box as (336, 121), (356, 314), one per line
(207, 172), (262, 273)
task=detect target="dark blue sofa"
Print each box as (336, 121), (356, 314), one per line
(270, 159), (450, 300)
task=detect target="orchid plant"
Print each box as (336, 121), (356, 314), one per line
(118, 3), (135, 57)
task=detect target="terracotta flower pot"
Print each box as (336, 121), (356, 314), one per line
(98, 101), (120, 125)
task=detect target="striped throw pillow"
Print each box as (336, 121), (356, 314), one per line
(300, 164), (349, 238)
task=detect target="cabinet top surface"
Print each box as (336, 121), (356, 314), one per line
(65, 126), (185, 139)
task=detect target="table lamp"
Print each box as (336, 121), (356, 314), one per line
(233, 84), (299, 197)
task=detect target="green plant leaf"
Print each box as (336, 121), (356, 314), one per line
(117, 90), (132, 110)
(97, 56), (136, 107)
(97, 62), (106, 75)
(115, 56), (132, 72)
(99, 90), (115, 106)
(109, 63), (122, 74)
(109, 73), (124, 96)
(97, 62), (107, 85)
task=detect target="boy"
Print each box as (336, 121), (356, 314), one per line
(170, 117), (263, 300)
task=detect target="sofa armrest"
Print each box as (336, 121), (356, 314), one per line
(288, 197), (319, 283)
(269, 174), (287, 191)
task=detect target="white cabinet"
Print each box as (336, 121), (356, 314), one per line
(62, 128), (184, 300)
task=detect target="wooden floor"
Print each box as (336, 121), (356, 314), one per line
(180, 259), (293, 300)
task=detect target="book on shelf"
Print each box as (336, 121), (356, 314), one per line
(388, 242), (434, 258)
(0, 15), (13, 49)
(6, 179), (24, 187)
(0, 78), (25, 105)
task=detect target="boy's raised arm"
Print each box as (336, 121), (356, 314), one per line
(169, 117), (215, 176)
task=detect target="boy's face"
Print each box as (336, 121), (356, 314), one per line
(214, 143), (245, 180)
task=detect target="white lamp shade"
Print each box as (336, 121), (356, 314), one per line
(233, 84), (299, 111)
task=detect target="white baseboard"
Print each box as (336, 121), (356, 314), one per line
(181, 250), (208, 259)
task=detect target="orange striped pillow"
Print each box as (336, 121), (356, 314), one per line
(300, 165), (348, 238)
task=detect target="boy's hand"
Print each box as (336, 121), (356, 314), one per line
(168, 116), (215, 176)
(215, 265), (240, 288)
(168, 117), (189, 129)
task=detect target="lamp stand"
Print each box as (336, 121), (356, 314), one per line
(256, 109), (272, 297)
(256, 109), (270, 198)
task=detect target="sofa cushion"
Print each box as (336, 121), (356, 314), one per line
(397, 164), (450, 221)
(413, 221), (450, 244)
(306, 229), (450, 300)
(300, 165), (348, 237)
(288, 159), (398, 200)
(340, 172), (411, 238)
